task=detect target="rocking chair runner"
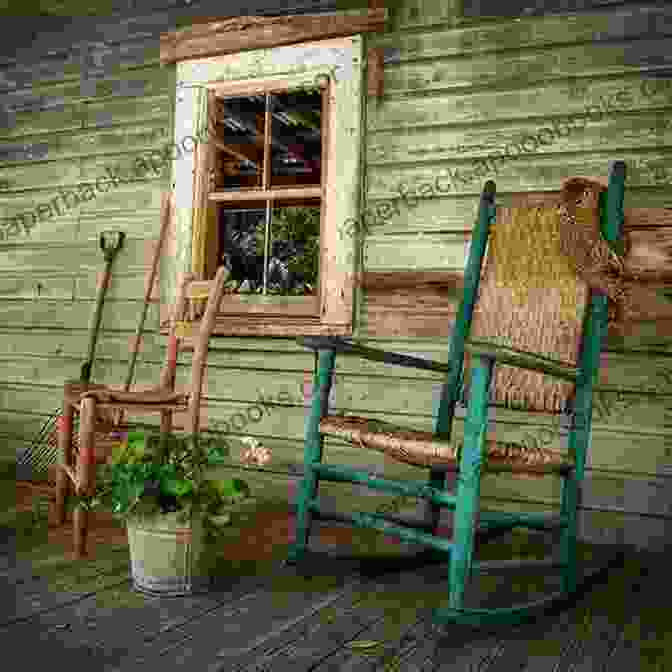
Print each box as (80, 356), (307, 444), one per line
(54, 265), (230, 558)
(288, 161), (630, 627)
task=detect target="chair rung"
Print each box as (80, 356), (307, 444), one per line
(312, 463), (456, 508)
(308, 499), (454, 554)
(311, 504), (436, 533)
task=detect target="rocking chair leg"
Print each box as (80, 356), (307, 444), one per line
(424, 468), (447, 533)
(448, 476), (481, 611)
(447, 357), (492, 613)
(560, 474), (579, 595)
(421, 469), (449, 563)
(288, 468), (318, 564)
(288, 349), (336, 564)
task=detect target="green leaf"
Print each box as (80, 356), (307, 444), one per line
(126, 431), (148, 459)
(346, 640), (383, 650)
(162, 477), (194, 497)
(158, 463), (178, 479)
(110, 442), (129, 465)
(209, 513), (231, 527)
(215, 478), (250, 498)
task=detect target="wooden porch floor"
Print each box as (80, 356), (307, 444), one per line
(3, 482), (670, 671)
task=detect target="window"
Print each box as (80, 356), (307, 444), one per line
(209, 86), (323, 312)
(169, 35), (364, 336)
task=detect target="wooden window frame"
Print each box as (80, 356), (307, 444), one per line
(166, 35), (365, 337)
(160, 8), (386, 65)
(198, 81), (328, 320)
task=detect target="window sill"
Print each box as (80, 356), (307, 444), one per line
(217, 295), (319, 317)
(161, 315), (352, 340)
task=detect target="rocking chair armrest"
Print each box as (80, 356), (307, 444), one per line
(296, 336), (452, 375)
(465, 339), (580, 382)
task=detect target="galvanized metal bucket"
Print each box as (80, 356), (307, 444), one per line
(126, 511), (211, 596)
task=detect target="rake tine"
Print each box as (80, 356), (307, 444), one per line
(18, 422), (57, 465)
(30, 415), (57, 449)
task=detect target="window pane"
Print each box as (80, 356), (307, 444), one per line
(214, 95), (266, 190)
(219, 208), (267, 293)
(218, 203), (320, 297)
(269, 204), (320, 296)
(269, 89), (322, 189)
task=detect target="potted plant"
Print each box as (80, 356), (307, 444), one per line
(80, 429), (271, 596)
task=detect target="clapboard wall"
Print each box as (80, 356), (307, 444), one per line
(361, 0), (672, 549)
(1, 0), (672, 550)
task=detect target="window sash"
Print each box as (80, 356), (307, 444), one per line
(211, 86), (326, 314)
(172, 36), (361, 335)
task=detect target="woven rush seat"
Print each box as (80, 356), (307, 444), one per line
(319, 415), (571, 473)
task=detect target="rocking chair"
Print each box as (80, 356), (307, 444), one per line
(55, 265), (229, 558)
(288, 161), (630, 627)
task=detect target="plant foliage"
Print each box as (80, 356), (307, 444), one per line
(81, 431), (251, 528)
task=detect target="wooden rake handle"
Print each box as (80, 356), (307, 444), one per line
(115, 193), (172, 427)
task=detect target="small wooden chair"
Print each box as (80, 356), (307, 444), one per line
(55, 265), (229, 558)
(289, 162), (630, 627)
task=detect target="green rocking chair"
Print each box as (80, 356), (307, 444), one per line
(288, 161), (630, 627)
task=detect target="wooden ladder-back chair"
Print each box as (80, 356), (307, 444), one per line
(289, 161), (629, 627)
(55, 264), (229, 558)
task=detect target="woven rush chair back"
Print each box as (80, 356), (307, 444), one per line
(465, 181), (608, 414)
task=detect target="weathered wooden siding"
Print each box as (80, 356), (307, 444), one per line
(0, 3), (338, 456)
(362, 0), (672, 549)
(2, 0), (672, 550)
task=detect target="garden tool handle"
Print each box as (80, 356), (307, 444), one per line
(80, 231), (125, 383)
(122, 199), (170, 393)
(115, 194), (172, 427)
(100, 230), (126, 262)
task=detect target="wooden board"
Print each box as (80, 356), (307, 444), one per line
(0, 65), (174, 121)
(0, 327), (163, 361)
(0, 554), (282, 670)
(368, 5), (672, 60)
(367, 111), (672, 167)
(0, 273), (75, 300)
(160, 8), (387, 64)
(359, 189), (672, 237)
(368, 75), (672, 131)
(0, 299), (159, 331)
(2, 0), (672, 557)
(366, 151), (672, 203)
(82, 94), (170, 131)
(378, 39), (672, 97)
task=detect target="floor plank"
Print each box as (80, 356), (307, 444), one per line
(215, 580), (379, 672)
(1, 552), (131, 625)
(0, 563), (292, 671)
(311, 569), (507, 672)
(105, 561), (364, 672)
(228, 567), (443, 672)
(4, 487), (671, 672)
(313, 612), (434, 672)
(597, 555), (669, 672)
(4, 549), (669, 671)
